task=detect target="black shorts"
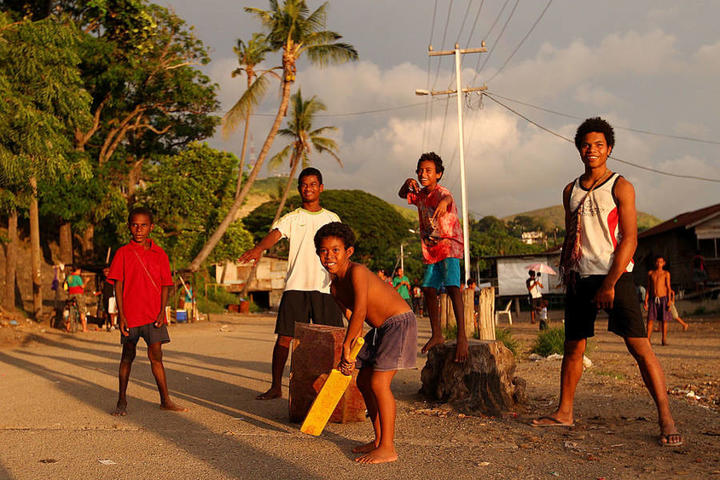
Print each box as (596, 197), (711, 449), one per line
(121, 323), (171, 346)
(564, 272), (646, 341)
(275, 290), (344, 337)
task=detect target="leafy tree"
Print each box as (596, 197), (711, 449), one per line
(222, 32), (278, 198)
(138, 143), (253, 268)
(0, 14), (92, 317)
(189, 0), (358, 272)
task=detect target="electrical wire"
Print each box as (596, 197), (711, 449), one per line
(475, 0), (519, 78)
(464, 0), (485, 48)
(487, 91), (720, 146)
(431, 0), (455, 89)
(423, 0), (440, 151)
(487, 0), (553, 83)
(483, 93), (720, 183)
(455, 0), (475, 46)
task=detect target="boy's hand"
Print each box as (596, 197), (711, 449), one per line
(431, 197), (452, 222)
(119, 316), (130, 337)
(239, 246), (263, 264)
(455, 337), (469, 363)
(594, 281), (615, 309)
(154, 312), (165, 328)
(338, 343), (355, 375)
(404, 178), (420, 193)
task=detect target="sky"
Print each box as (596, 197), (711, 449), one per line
(159, 0), (720, 220)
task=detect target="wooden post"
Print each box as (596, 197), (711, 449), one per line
(463, 288), (476, 339)
(514, 296), (521, 316)
(439, 293), (448, 330)
(478, 287), (496, 340)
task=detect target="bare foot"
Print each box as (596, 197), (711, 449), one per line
(454, 338), (469, 363)
(421, 335), (445, 354)
(111, 400), (127, 416)
(682, 323), (689, 331)
(255, 387), (282, 400)
(531, 414), (574, 427)
(160, 401), (188, 412)
(352, 441), (378, 454)
(354, 445), (398, 464)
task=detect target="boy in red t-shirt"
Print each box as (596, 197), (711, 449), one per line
(107, 207), (186, 416)
(398, 152), (468, 362)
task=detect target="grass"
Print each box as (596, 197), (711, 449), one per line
(494, 327), (520, 356)
(531, 327), (565, 356)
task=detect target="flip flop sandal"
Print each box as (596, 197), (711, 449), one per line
(531, 416), (575, 428)
(658, 433), (683, 447)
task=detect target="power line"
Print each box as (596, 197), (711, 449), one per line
(468, 0), (511, 85)
(483, 93), (720, 183)
(487, 0), (553, 83)
(475, 0), (519, 77)
(242, 99), (441, 118)
(464, 0), (485, 48)
(455, 0), (475, 45)
(423, 0), (440, 151)
(431, 0), (455, 89)
(487, 91), (720, 146)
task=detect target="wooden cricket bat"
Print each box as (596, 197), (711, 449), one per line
(300, 337), (365, 436)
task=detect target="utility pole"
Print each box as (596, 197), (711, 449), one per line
(416, 43), (487, 282)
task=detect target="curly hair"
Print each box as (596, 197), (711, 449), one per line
(128, 206), (154, 224)
(314, 222), (355, 250)
(574, 117), (615, 151)
(416, 152), (445, 176)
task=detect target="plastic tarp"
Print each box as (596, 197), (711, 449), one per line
(497, 254), (562, 296)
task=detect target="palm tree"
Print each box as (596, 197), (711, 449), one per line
(240, 89), (342, 296)
(269, 89), (342, 224)
(221, 33), (278, 199)
(188, 0), (357, 272)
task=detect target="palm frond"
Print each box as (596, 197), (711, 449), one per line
(309, 126), (337, 136)
(305, 2), (328, 32)
(221, 73), (271, 138)
(303, 30), (341, 46)
(268, 144), (293, 171)
(303, 42), (358, 66)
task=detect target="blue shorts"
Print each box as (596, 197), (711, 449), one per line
(421, 257), (461, 290)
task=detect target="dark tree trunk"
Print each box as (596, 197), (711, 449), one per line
(59, 221), (73, 265)
(3, 208), (18, 309)
(29, 176), (42, 319)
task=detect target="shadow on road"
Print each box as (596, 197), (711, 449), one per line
(0, 350), (321, 479)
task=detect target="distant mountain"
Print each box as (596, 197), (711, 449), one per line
(502, 205), (662, 232)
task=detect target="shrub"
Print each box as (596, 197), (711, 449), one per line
(495, 327), (520, 356)
(443, 323), (458, 340)
(531, 327), (565, 356)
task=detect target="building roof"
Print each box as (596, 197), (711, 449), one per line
(639, 203), (720, 239)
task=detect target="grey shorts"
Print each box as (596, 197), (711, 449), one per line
(121, 323), (170, 346)
(275, 290), (344, 337)
(356, 311), (418, 372)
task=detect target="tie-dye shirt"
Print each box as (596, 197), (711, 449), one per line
(406, 184), (464, 264)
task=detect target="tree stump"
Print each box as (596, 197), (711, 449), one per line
(420, 340), (526, 415)
(462, 288), (476, 338)
(289, 323), (366, 423)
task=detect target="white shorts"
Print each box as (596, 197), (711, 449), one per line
(108, 297), (117, 314)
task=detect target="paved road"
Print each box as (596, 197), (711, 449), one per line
(1, 314), (715, 479)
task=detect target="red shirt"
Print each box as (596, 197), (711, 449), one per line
(407, 184), (464, 264)
(107, 240), (173, 328)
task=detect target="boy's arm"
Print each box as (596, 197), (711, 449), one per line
(431, 193), (454, 221)
(644, 273), (650, 309)
(340, 265), (369, 369)
(239, 229), (282, 264)
(398, 178), (420, 199)
(665, 272), (672, 306)
(154, 286), (171, 327)
(115, 280), (129, 336)
(594, 178), (638, 309)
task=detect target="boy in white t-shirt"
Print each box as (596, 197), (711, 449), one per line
(239, 167), (343, 400)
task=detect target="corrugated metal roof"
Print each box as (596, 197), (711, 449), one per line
(639, 203), (720, 239)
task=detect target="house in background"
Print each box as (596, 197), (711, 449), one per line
(215, 256), (287, 309)
(482, 249), (563, 297)
(634, 203), (720, 292)
(520, 231), (545, 246)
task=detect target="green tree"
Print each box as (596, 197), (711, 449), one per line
(138, 143), (253, 268)
(0, 14), (92, 317)
(222, 32), (278, 198)
(189, 0), (358, 272)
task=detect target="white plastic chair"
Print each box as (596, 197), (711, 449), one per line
(495, 300), (513, 325)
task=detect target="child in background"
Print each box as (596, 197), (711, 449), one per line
(538, 299), (549, 331)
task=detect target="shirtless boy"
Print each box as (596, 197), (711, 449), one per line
(398, 152), (468, 362)
(645, 256), (672, 345)
(315, 222), (418, 464)
(531, 117), (681, 447)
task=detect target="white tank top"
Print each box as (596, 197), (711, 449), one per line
(568, 173), (634, 276)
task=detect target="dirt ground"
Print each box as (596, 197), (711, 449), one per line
(0, 307), (718, 480)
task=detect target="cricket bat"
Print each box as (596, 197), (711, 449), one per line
(300, 337), (365, 436)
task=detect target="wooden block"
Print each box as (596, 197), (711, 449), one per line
(289, 323), (366, 424)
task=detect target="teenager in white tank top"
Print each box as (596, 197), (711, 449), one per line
(568, 172), (634, 276)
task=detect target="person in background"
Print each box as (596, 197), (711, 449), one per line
(392, 267), (412, 309)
